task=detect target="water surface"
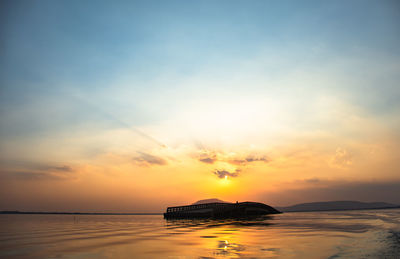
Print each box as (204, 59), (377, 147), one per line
(1, 209), (399, 258)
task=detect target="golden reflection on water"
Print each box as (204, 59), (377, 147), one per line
(164, 217), (275, 258)
(163, 216), (338, 258)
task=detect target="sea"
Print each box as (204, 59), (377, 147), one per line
(0, 209), (399, 259)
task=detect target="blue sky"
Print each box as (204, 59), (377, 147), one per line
(1, 1), (399, 130)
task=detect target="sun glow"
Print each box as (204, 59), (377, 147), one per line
(175, 98), (285, 143)
(218, 175), (230, 187)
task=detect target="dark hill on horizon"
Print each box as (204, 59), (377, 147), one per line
(192, 198), (230, 205)
(276, 201), (399, 212)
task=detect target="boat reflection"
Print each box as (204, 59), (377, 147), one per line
(164, 215), (275, 228)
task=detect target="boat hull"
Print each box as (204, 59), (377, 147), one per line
(164, 202), (281, 219)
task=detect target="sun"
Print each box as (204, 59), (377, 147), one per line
(218, 175), (230, 186)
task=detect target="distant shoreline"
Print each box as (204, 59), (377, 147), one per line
(280, 206), (400, 213)
(1, 206), (399, 215)
(0, 211), (163, 215)
(276, 200), (400, 213)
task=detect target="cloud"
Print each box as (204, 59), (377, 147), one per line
(196, 149), (217, 164)
(213, 169), (240, 179)
(330, 147), (353, 168)
(0, 164), (76, 181)
(228, 155), (270, 165)
(2, 171), (69, 180)
(51, 165), (73, 172)
(199, 157), (216, 164)
(195, 148), (270, 166)
(33, 165), (74, 172)
(304, 177), (320, 183)
(71, 92), (167, 148)
(0, 160), (75, 173)
(132, 152), (167, 166)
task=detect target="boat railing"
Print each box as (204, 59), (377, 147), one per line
(166, 202), (234, 213)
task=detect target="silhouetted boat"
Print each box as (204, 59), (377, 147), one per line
(164, 201), (281, 219)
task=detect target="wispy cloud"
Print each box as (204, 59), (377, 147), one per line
(34, 165), (74, 172)
(0, 164), (76, 181)
(304, 177), (321, 183)
(199, 157), (216, 164)
(71, 92), (167, 148)
(196, 149), (217, 164)
(2, 171), (70, 180)
(196, 148), (270, 166)
(228, 155), (270, 165)
(330, 147), (353, 168)
(132, 152), (167, 166)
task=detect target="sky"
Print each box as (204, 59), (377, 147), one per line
(1, 0), (399, 212)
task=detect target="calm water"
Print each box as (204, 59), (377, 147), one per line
(1, 209), (399, 259)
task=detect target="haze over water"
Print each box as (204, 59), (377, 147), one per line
(1, 209), (399, 259)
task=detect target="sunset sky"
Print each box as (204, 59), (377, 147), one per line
(1, 0), (399, 212)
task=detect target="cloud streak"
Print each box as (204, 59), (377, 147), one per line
(1, 171), (70, 181)
(0, 164), (76, 181)
(132, 152), (167, 166)
(35, 165), (74, 172)
(196, 149), (270, 166)
(228, 155), (270, 165)
(199, 157), (216, 164)
(71, 92), (167, 148)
